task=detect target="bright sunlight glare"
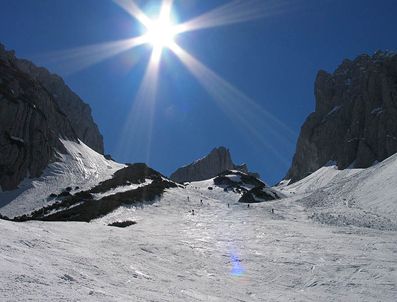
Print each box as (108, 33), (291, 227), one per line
(144, 18), (177, 49)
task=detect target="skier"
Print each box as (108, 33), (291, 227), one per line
(200, 199), (203, 206)
(191, 209), (195, 215)
(227, 203), (230, 208)
(271, 208), (274, 214)
(247, 204), (250, 208)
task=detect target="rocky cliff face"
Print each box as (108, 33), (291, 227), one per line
(287, 51), (397, 182)
(0, 44), (104, 190)
(14, 55), (103, 154)
(170, 147), (259, 182)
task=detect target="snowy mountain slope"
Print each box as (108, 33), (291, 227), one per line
(0, 140), (125, 218)
(351, 153), (397, 219)
(2, 169), (278, 223)
(277, 153), (397, 230)
(0, 184), (396, 301)
(277, 165), (362, 196)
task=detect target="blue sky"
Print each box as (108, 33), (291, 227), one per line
(1, 0), (396, 184)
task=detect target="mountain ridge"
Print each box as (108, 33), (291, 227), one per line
(0, 43), (104, 190)
(170, 146), (259, 183)
(286, 51), (397, 182)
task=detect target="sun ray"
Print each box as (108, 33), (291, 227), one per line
(112, 0), (152, 28)
(116, 47), (162, 163)
(159, 0), (174, 20)
(36, 36), (147, 75)
(169, 43), (295, 166)
(175, 0), (293, 34)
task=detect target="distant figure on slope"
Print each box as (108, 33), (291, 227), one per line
(247, 204), (250, 208)
(227, 203), (230, 208)
(191, 209), (195, 215)
(271, 208), (274, 214)
(200, 200), (203, 206)
(187, 196), (190, 202)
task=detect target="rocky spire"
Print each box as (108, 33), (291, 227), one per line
(170, 146), (259, 183)
(286, 51), (397, 182)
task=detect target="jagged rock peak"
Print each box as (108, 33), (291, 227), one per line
(170, 146), (259, 183)
(286, 51), (397, 182)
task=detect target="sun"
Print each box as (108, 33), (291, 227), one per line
(144, 18), (177, 49)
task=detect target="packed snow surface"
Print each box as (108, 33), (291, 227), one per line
(278, 153), (397, 226)
(1, 148), (397, 301)
(1, 176), (396, 301)
(0, 140), (125, 217)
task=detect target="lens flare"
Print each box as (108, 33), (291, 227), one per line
(230, 253), (245, 277)
(144, 18), (177, 49)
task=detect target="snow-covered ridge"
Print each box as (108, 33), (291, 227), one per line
(0, 140), (125, 218)
(278, 153), (397, 229)
(278, 165), (363, 196)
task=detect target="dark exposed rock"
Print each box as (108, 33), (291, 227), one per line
(14, 56), (104, 154)
(287, 51), (397, 182)
(0, 43), (104, 190)
(108, 220), (137, 228)
(214, 170), (266, 188)
(89, 163), (163, 194)
(13, 164), (176, 222)
(40, 179), (177, 222)
(0, 45), (78, 190)
(239, 186), (281, 203)
(58, 191), (71, 198)
(0, 213), (10, 221)
(213, 170), (282, 203)
(170, 147), (259, 183)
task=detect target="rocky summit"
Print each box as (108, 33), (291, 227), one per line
(286, 51), (397, 182)
(170, 146), (259, 183)
(0, 44), (104, 190)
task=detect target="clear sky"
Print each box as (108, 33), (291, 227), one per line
(1, 0), (396, 184)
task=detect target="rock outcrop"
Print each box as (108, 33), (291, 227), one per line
(170, 146), (259, 182)
(13, 163), (177, 222)
(14, 54), (103, 154)
(286, 51), (397, 182)
(0, 44), (104, 190)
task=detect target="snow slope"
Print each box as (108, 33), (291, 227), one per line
(277, 165), (362, 196)
(0, 182), (396, 301)
(278, 153), (397, 230)
(0, 146), (396, 301)
(0, 140), (125, 218)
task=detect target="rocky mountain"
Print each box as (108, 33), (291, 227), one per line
(286, 51), (397, 182)
(170, 146), (259, 183)
(11, 163), (177, 222)
(0, 44), (104, 190)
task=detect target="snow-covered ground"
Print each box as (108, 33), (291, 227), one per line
(1, 147), (396, 301)
(1, 176), (397, 301)
(278, 154), (397, 230)
(0, 140), (125, 218)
